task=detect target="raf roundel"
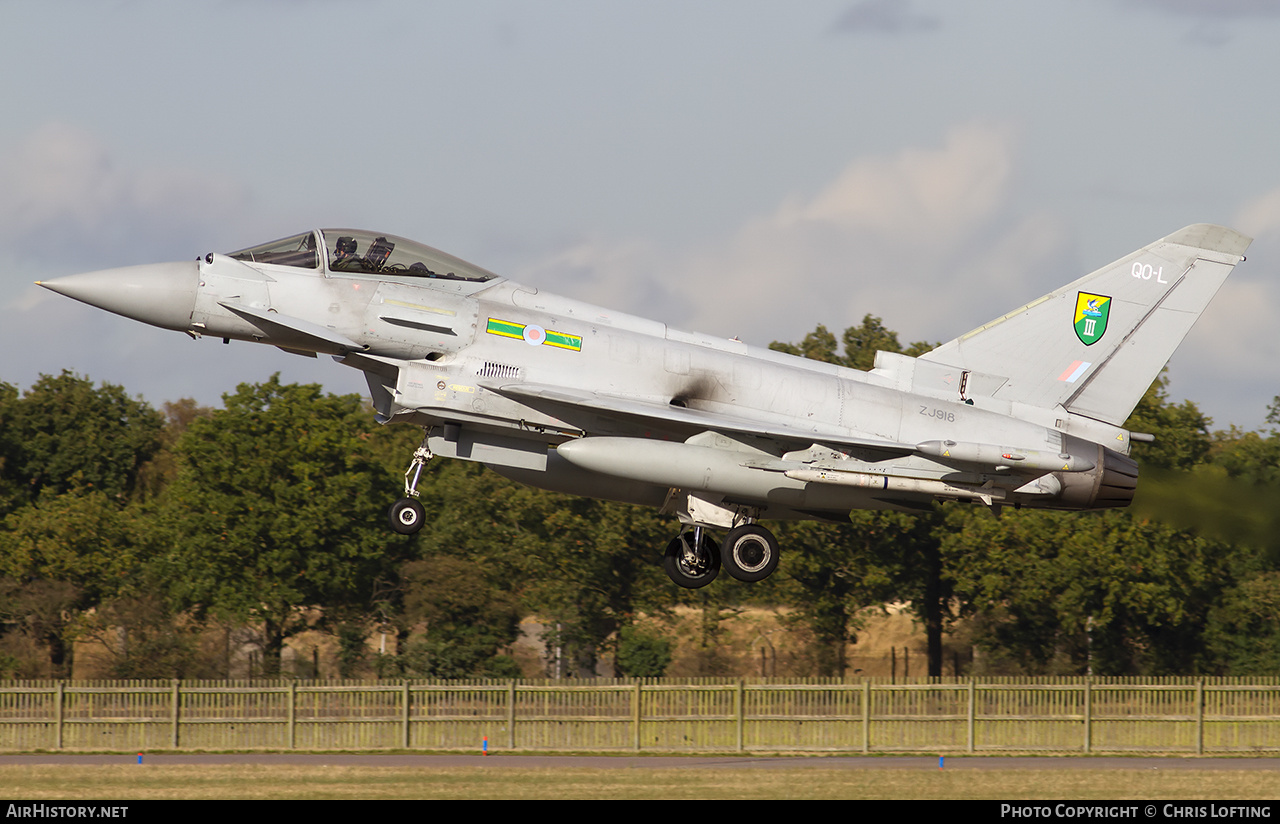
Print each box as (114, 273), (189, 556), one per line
(522, 324), (546, 346)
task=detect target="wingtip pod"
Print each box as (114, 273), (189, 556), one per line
(1163, 224), (1251, 258)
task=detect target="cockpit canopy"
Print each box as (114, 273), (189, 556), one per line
(227, 230), (499, 282)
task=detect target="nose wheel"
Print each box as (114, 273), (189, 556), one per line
(388, 433), (432, 535)
(388, 497), (426, 534)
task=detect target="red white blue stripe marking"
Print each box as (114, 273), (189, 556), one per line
(1058, 360), (1091, 383)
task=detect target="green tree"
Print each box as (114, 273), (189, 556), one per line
(771, 315), (933, 370)
(0, 374), (168, 675)
(1205, 572), (1280, 674)
(406, 455), (672, 677)
(1208, 396), (1280, 490)
(1187, 397), (1280, 672)
(942, 507), (1229, 675)
(769, 324), (842, 365)
(76, 591), (207, 678)
(1126, 374), (1212, 471)
(842, 314), (933, 369)
(155, 376), (407, 675)
(774, 519), (895, 677)
(0, 382), (21, 515)
(0, 372), (163, 513)
(0, 578), (81, 677)
(394, 556), (522, 678)
(0, 489), (146, 675)
(134, 398), (215, 502)
(615, 624), (673, 678)
(521, 497), (671, 677)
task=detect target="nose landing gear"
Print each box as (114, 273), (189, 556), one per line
(388, 434), (432, 535)
(388, 498), (426, 534)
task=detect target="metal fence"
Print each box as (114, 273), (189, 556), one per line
(3, 677), (1280, 754)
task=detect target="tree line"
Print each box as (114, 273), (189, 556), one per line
(1, 315), (1279, 679)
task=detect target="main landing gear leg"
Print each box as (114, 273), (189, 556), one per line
(662, 526), (721, 589)
(660, 521), (782, 587)
(388, 433), (431, 535)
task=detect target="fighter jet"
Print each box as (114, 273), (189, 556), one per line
(37, 224), (1250, 588)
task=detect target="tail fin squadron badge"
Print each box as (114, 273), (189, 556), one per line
(1073, 292), (1111, 346)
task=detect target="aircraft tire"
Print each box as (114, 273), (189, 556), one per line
(388, 498), (426, 535)
(721, 525), (780, 583)
(663, 532), (720, 589)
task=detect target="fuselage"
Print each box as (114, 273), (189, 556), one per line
(40, 228), (1137, 523)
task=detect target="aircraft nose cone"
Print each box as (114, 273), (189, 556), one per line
(38, 261), (199, 332)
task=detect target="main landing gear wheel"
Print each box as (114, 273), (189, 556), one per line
(663, 529), (721, 589)
(720, 524), (780, 583)
(387, 497), (426, 535)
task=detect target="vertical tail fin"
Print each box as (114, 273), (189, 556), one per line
(919, 224), (1250, 426)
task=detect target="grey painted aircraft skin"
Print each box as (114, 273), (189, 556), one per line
(38, 224), (1251, 587)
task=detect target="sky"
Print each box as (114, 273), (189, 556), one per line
(4, 0), (1280, 432)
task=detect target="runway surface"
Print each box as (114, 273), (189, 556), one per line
(1, 754), (1277, 770)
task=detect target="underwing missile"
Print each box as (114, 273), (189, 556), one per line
(915, 439), (1095, 472)
(782, 467), (1007, 504)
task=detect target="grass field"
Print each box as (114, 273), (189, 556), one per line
(3, 764), (1280, 800)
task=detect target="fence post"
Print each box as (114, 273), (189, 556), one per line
(1196, 679), (1205, 756)
(736, 680), (745, 753)
(1083, 679), (1092, 754)
(170, 679), (180, 749)
(401, 681), (410, 749)
(632, 681), (641, 752)
(967, 679), (975, 754)
(507, 680), (517, 750)
(287, 681), (296, 750)
(861, 680), (871, 753)
(54, 681), (64, 750)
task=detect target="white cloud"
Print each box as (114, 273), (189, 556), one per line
(1188, 279), (1280, 365)
(519, 122), (1070, 351)
(1234, 187), (1280, 241)
(0, 123), (250, 271)
(1170, 285), (1279, 429)
(1124, 0), (1280, 19)
(829, 0), (941, 35)
(518, 162), (1269, 428)
(1129, 193), (1280, 429)
(777, 122), (1014, 246)
(1168, 194), (1280, 428)
(516, 236), (673, 323)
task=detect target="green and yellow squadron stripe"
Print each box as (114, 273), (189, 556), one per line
(485, 318), (526, 340)
(486, 317), (582, 352)
(543, 330), (583, 351)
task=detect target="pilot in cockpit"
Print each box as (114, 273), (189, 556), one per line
(332, 236), (359, 269)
